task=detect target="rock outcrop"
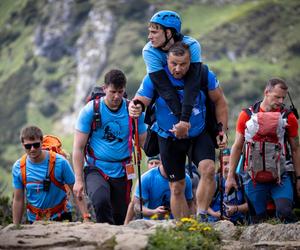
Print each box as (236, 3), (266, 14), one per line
(1, 220), (300, 249)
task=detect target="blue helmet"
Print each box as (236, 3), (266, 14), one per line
(150, 10), (181, 33)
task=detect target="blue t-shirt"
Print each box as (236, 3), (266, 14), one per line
(135, 166), (193, 219)
(143, 36), (201, 73)
(75, 97), (147, 178)
(12, 151), (74, 222)
(137, 67), (219, 138)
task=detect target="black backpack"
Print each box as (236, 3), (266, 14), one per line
(199, 64), (221, 148)
(143, 63), (220, 156)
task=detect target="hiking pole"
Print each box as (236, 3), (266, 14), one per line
(217, 123), (224, 220)
(287, 91), (299, 119)
(134, 118), (143, 219)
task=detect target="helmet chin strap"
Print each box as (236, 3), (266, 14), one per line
(161, 29), (173, 50)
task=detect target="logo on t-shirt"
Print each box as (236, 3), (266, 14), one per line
(102, 122), (122, 142)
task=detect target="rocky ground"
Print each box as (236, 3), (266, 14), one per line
(0, 220), (300, 249)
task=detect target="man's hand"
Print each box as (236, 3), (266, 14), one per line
(154, 206), (170, 215)
(129, 100), (143, 118)
(225, 175), (238, 194)
(73, 180), (85, 201)
(217, 132), (228, 149)
(169, 121), (191, 139)
(224, 203), (238, 217)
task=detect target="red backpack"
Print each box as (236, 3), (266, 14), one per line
(243, 101), (290, 184)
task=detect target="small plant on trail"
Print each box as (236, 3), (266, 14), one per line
(147, 217), (221, 250)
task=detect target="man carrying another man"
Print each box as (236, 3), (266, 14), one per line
(130, 41), (228, 221)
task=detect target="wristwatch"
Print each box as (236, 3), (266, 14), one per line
(83, 213), (91, 220)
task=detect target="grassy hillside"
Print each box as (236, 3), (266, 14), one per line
(0, 0), (299, 196)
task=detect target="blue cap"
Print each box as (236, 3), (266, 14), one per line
(147, 155), (160, 163)
(222, 148), (231, 156)
(150, 10), (181, 33)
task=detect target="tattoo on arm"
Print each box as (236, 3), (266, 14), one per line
(294, 136), (299, 146)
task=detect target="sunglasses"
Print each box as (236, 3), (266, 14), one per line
(24, 142), (41, 150)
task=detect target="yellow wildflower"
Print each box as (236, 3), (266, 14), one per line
(151, 214), (158, 220)
(203, 226), (211, 231)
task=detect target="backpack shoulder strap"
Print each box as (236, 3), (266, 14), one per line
(92, 97), (101, 130)
(252, 101), (262, 113)
(199, 63), (209, 94)
(20, 154), (27, 186)
(243, 108), (252, 118)
(144, 90), (158, 126)
(243, 100), (262, 117)
(48, 151), (66, 192)
(281, 108), (292, 119)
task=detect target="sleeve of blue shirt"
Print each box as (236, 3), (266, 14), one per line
(185, 174), (193, 201)
(142, 43), (164, 73)
(59, 156), (75, 185)
(75, 101), (94, 134)
(12, 160), (23, 189)
(187, 38), (201, 63)
(135, 172), (150, 202)
(207, 70), (220, 91)
(137, 112), (147, 134)
(136, 75), (155, 100)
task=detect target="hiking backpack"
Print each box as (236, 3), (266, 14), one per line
(243, 101), (290, 184)
(20, 135), (69, 220)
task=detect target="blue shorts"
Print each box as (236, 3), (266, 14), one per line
(244, 173), (293, 215)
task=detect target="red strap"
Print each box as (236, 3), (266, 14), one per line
(134, 119), (142, 162)
(48, 151), (66, 192)
(96, 167), (109, 180)
(20, 154), (27, 186)
(128, 117), (133, 159)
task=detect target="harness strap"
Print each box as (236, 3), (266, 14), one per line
(95, 167), (110, 181)
(27, 197), (68, 220)
(48, 151), (66, 192)
(86, 98), (134, 169)
(20, 154), (27, 186)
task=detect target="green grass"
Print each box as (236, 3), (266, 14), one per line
(0, 0), (26, 27)
(182, 1), (266, 38)
(0, 167), (13, 198)
(0, 26), (34, 83)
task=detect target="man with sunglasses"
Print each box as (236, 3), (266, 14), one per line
(12, 125), (90, 224)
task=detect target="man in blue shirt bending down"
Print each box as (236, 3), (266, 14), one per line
(129, 42), (228, 221)
(73, 69), (147, 225)
(133, 157), (193, 219)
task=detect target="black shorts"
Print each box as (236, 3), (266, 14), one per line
(158, 130), (215, 182)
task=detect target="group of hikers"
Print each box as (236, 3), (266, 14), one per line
(11, 10), (300, 226)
